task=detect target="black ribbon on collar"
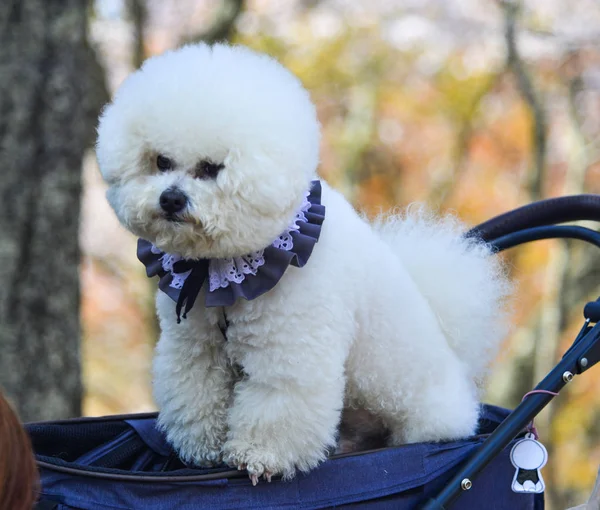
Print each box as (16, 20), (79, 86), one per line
(171, 259), (208, 323)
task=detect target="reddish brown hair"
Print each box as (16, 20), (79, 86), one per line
(0, 391), (38, 510)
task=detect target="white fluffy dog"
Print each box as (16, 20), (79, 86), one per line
(96, 43), (512, 482)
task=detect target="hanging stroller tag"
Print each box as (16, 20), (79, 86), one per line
(510, 433), (548, 494)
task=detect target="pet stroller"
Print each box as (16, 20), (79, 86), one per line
(28, 194), (600, 510)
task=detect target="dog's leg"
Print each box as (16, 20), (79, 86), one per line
(353, 346), (479, 445)
(153, 294), (234, 467)
(386, 352), (479, 445)
(222, 314), (349, 482)
(344, 252), (484, 446)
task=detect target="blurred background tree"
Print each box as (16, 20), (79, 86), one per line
(0, 0), (107, 421)
(2, 0), (600, 508)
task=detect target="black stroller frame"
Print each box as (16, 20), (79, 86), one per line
(424, 194), (600, 509)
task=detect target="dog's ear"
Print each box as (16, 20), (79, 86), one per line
(216, 147), (241, 191)
(224, 147), (241, 167)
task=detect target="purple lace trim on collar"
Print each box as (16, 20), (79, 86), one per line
(137, 180), (325, 322)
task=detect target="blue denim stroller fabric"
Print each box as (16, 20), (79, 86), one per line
(28, 405), (543, 510)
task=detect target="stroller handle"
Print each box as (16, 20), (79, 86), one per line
(466, 194), (600, 242)
(424, 193), (600, 510)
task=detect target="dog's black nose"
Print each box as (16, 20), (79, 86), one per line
(159, 188), (187, 214)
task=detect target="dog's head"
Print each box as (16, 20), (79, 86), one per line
(96, 43), (320, 259)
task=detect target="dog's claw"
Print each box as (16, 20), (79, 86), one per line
(264, 471), (272, 483)
(250, 474), (259, 486)
(238, 463), (247, 471)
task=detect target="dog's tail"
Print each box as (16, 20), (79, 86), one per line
(373, 206), (513, 383)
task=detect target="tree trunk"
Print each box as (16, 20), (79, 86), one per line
(0, 0), (107, 421)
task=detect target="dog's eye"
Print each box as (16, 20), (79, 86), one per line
(196, 160), (224, 179)
(157, 155), (173, 172)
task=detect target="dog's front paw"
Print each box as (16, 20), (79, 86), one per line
(177, 442), (223, 468)
(223, 440), (294, 485)
(160, 420), (226, 468)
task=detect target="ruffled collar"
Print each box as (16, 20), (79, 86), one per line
(138, 180), (325, 322)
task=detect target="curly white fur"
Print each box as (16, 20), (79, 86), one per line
(96, 42), (512, 481)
